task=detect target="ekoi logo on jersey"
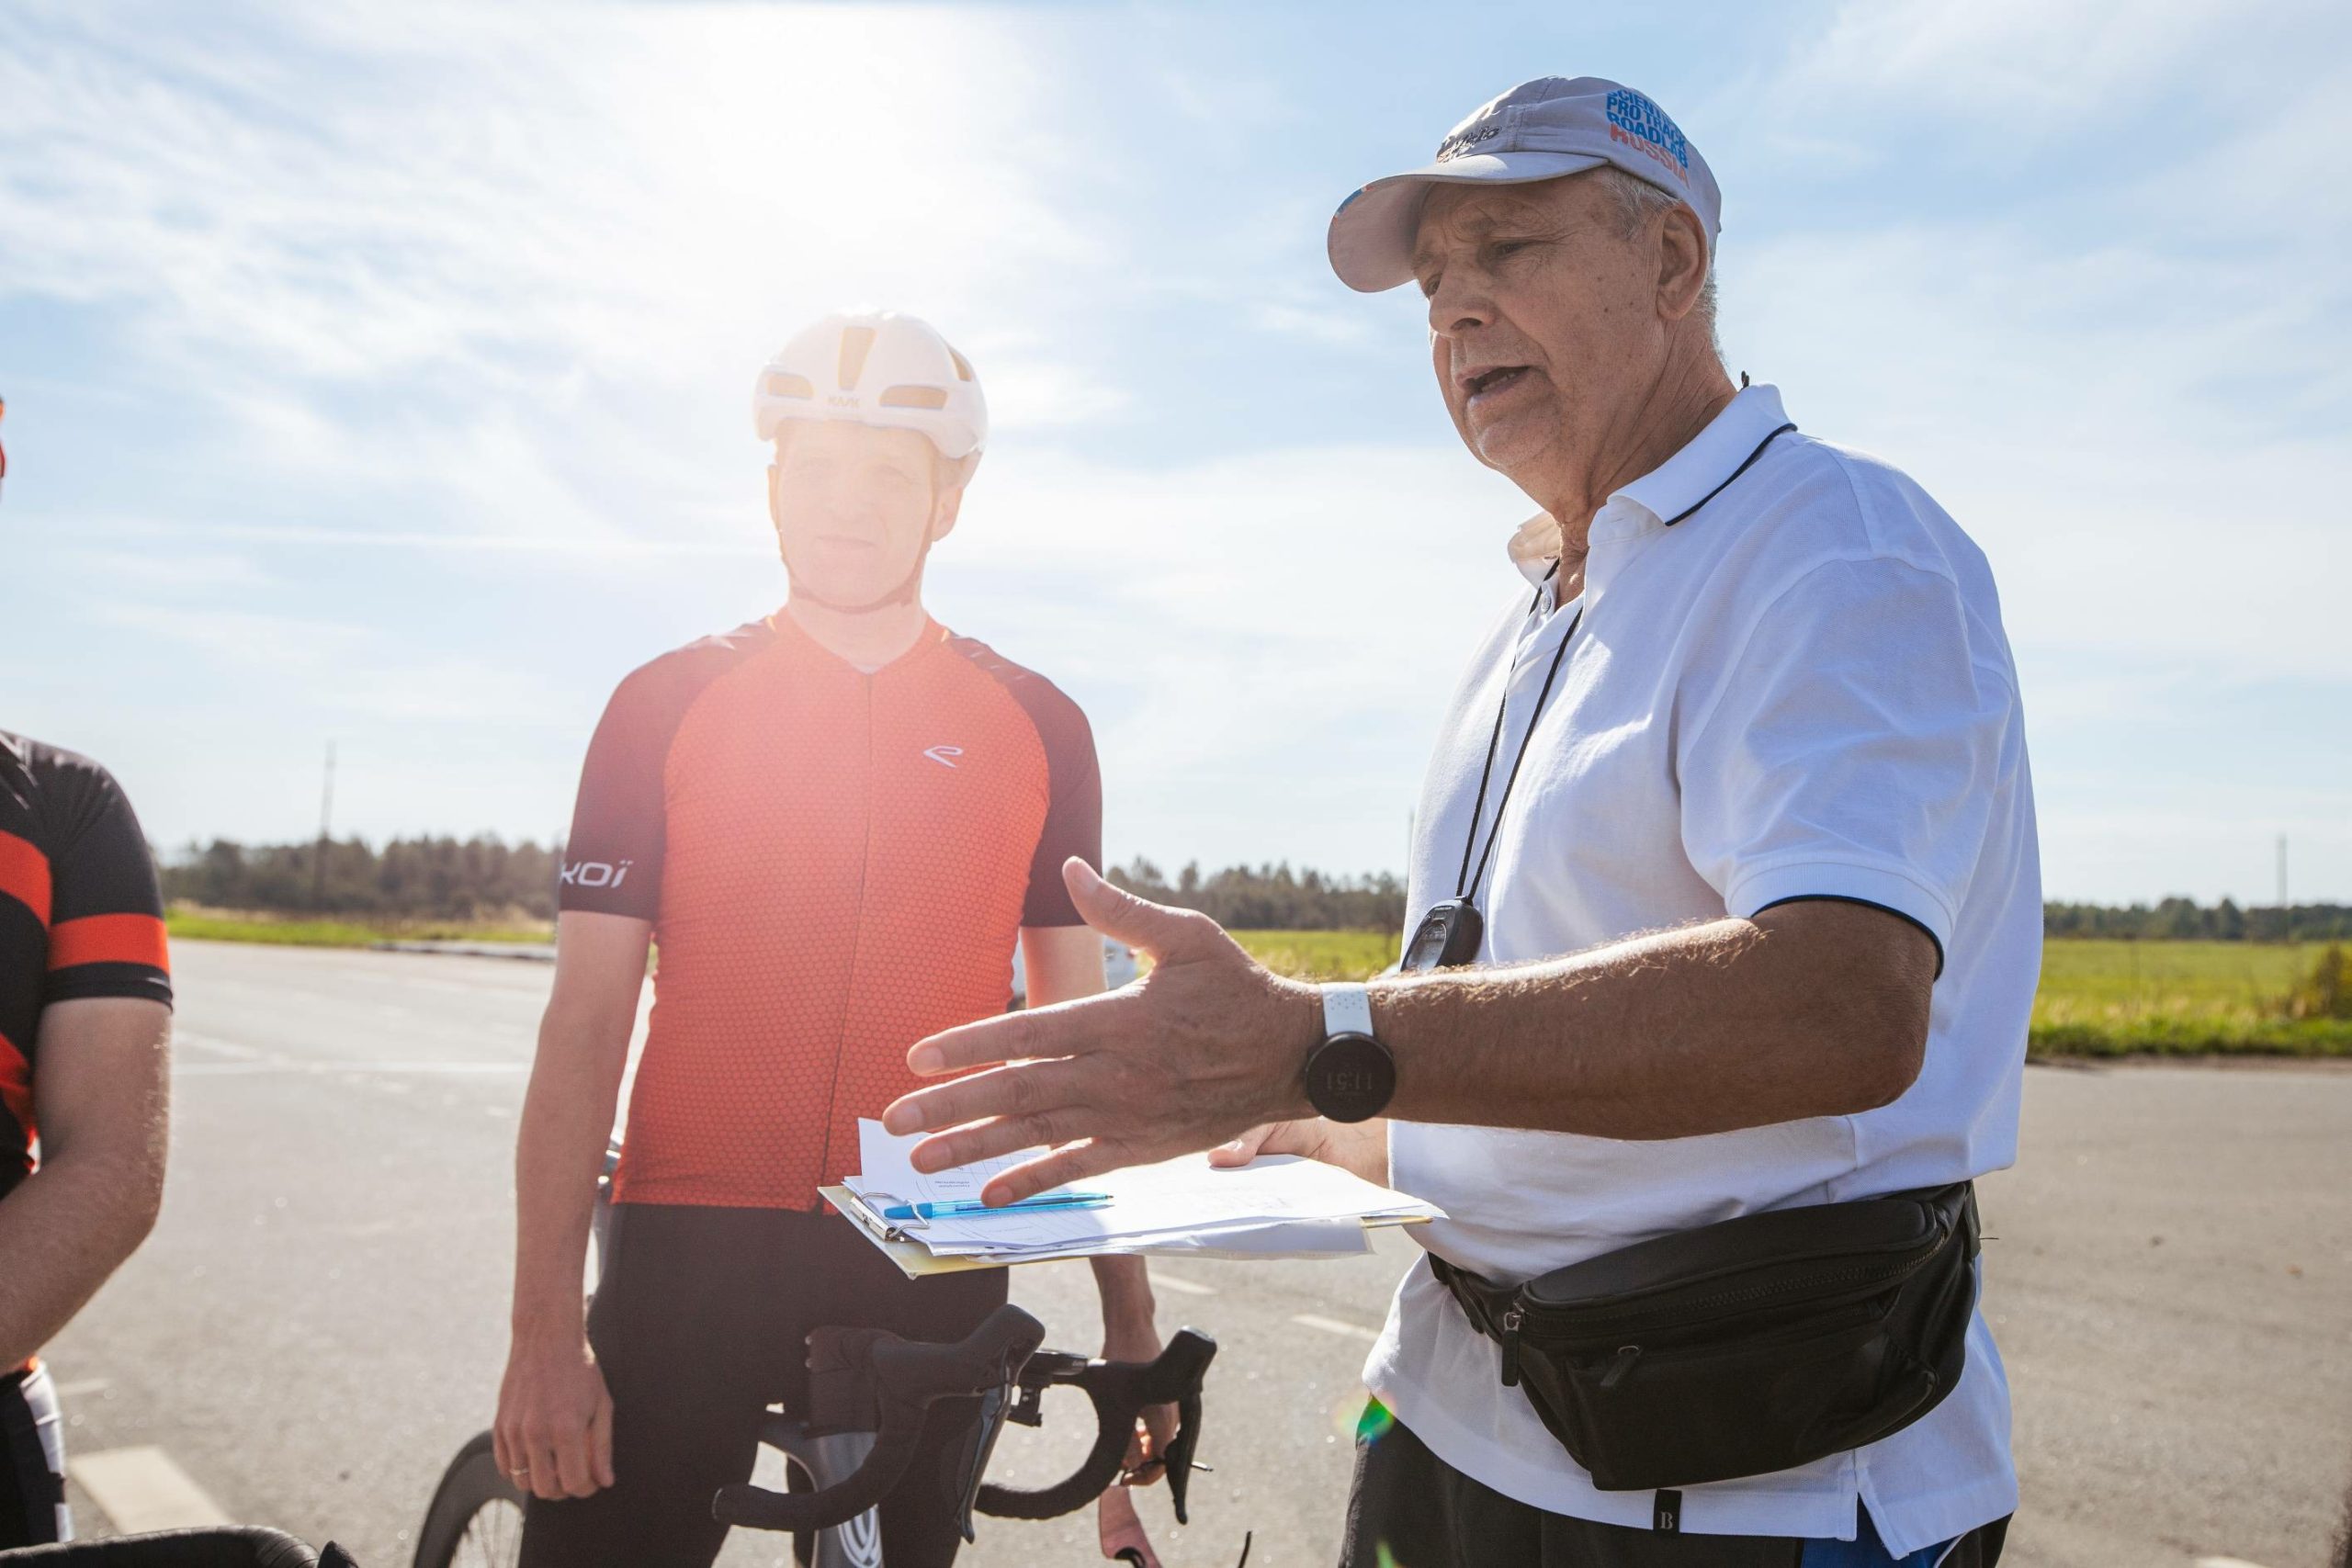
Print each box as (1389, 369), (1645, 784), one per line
(560, 858), (634, 888)
(1605, 88), (1690, 184)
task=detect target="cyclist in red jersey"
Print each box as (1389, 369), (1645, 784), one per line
(0, 732), (173, 1547)
(498, 312), (1168, 1567)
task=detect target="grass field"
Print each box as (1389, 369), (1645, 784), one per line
(166, 908), (554, 948)
(2029, 940), (2348, 1056)
(1228, 929), (1401, 981)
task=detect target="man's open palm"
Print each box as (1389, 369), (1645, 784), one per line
(883, 859), (1322, 1204)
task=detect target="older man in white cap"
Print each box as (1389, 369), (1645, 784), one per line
(885, 76), (2038, 1566)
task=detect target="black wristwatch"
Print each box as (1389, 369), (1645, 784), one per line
(1302, 982), (1396, 1123)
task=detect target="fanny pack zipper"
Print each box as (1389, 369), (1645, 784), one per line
(1505, 1244), (1941, 1374)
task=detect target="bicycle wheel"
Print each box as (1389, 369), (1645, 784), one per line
(411, 1433), (525, 1568)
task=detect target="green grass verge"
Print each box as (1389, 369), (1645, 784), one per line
(1229, 929), (1400, 981)
(167, 909), (554, 948)
(2029, 940), (2348, 1057)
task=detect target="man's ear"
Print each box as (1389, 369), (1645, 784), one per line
(1657, 204), (1709, 323)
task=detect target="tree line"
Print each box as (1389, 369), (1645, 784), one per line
(1105, 859), (1408, 931)
(164, 836), (562, 920)
(158, 836), (2351, 939)
(2042, 897), (2351, 943)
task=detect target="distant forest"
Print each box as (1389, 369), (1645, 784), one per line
(160, 836), (2352, 939)
(1105, 858), (1408, 931)
(2041, 897), (2351, 942)
(155, 840), (1413, 931)
(165, 836), (562, 920)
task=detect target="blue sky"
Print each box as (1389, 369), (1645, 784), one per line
(4, 0), (2346, 904)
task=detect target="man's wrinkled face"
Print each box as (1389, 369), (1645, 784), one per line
(1412, 175), (1659, 491)
(769, 422), (954, 605)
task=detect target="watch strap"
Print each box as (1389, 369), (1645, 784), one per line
(1321, 981), (1374, 1040)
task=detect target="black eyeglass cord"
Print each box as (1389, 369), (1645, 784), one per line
(1449, 418), (1798, 903)
(1454, 570), (1581, 902)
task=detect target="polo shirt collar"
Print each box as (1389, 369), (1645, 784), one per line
(1504, 384), (1793, 586)
(1609, 381), (1790, 532)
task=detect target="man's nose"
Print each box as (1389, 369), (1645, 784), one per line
(1426, 270), (1493, 340)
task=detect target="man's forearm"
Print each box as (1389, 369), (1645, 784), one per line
(1090, 1254), (1156, 1340)
(1370, 903), (1935, 1140)
(509, 1021), (628, 1341)
(0, 1151), (164, 1369)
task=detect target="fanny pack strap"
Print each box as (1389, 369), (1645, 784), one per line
(1427, 1252), (1512, 1337)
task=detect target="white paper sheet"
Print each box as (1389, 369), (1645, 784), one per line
(842, 1120), (1440, 1268)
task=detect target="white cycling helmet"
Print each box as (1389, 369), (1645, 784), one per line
(751, 310), (988, 463)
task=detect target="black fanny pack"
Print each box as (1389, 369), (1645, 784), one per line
(1429, 1181), (1978, 1493)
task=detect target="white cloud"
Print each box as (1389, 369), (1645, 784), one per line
(0, 1), (1125, 540)
(1787, 0), (2240, 120)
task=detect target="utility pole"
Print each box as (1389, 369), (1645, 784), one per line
(312, 741), (336, 910)
(2277, 834), (2290, 942)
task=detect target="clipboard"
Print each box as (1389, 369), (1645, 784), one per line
(822, 1184), (1010, 1279)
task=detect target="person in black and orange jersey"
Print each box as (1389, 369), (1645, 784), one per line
(498, 311), (1169, 1568)
(0, 732), (173, 1546)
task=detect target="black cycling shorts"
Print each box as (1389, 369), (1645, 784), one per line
(1342, 1406), (2010, 1567)
(520, 1203), (1006, 1568)
(1, 1365), (69, 1548)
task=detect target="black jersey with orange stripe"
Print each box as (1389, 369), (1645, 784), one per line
(559, 613), (1101, 1211)
(0, 733), (173, 1207)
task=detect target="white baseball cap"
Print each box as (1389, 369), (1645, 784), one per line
(1328, 75), (1721, 294)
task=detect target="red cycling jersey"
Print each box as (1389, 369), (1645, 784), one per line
(1, 732), (173, 1212)
(559, 613), (1099, 1211)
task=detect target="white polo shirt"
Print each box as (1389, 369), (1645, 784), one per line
(1365, 384), (2041, 1555)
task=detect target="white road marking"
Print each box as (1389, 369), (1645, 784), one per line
(51, 1378), (108, 1398)
(172, 1031), (264, 1060)
(69, 1446), (231, 1534)
(2196, 1558), (2278, 1568)
(1149, 1272), (1216, 1296)
(1291, 1313), (1381, 1342)
(177, 1060), (526, 1077)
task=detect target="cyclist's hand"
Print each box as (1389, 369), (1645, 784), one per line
(1102, 1321), (1177, 1488)
(494, 1334), (616, 1502)
(1210, 1117), (1388, 1185)
(1097, 1483), (1162, 1566)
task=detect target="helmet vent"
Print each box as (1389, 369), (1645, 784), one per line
(947, 346), (975, 382)
(878, 385), (950, 411)
(837, 325), (876, 390)
(763, 370), (815, 400)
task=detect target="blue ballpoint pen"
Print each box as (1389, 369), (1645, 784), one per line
(878, 1192), (1111, 1223)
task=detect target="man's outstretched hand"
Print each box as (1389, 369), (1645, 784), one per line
(882, 859), (1325, 1205)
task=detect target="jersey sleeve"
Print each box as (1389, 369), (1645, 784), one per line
(1677, 556), (2018, 976)
(560, 667), (677, 921)
(1023, 690), (1102, 928)
(44, 752), (172, 1009)
(559, 624), (777, 923)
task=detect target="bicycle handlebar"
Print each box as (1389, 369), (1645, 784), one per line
(976, 1328), (1217, 1526)
(708, 1305), (1219, 1537)
(710, 1303), (1046, 1534)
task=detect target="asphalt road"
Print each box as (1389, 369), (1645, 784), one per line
(40, 942), (2352, 1568)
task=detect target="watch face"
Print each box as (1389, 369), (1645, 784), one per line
(1307, 1032), (1395, 1124)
